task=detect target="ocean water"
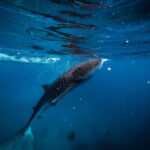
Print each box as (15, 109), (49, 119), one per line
(0, 0), (150, 150)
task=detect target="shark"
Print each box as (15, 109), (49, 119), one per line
(19, 58), (106, 134)
(0, 58), (107, 149)
(0, 58), (106, 150)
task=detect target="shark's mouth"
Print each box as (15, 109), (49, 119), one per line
(100, 58), (108, 67)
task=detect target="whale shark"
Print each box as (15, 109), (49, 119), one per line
(0, 58), (106, 149)
(19, 58), (105, 134)
(21, 58), (106, 134)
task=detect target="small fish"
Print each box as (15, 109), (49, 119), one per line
(66, 130), (75, 142)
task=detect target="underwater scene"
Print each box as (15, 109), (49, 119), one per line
(0, 0), (150, 150)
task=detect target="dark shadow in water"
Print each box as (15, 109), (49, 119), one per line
(126, 119), (150, 150)
(72, 140), (120, 150)
(98, 141), (120, 150)
(72, 141), (91, 150)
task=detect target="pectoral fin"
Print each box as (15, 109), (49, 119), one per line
(42, 84), (50, 91)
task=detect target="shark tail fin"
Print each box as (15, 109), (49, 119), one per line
(0, 127), (34, 150)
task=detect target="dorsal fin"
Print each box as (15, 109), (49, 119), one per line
(42, 84), (50, 91)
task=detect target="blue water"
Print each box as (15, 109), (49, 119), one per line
(0, 0), (150, 150)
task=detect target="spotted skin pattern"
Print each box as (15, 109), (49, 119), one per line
(22, 76), (73, 133)
(20, 59), (103, 134)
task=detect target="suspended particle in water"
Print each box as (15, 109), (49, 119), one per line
(79, 98), (82, 101)
(107, 67), (111, 71)
(147, 80), (150, 85)
(112, 12), (115, 16)
(125, 40), (129, 44)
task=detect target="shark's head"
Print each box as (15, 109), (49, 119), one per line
(71, 58), (105, 82)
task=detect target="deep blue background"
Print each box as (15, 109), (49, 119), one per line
(0, 57), (150, 150)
